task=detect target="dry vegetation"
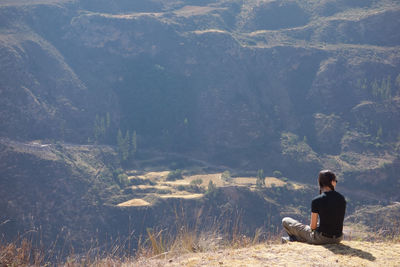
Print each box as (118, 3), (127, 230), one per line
(117, 171), (298, 207)
(117, 198), (150, 207)
(174, 6), (226, 18)
(2, 226), (399, 267)
(159, 194), (203, 199)
(132, 240), (400, 267)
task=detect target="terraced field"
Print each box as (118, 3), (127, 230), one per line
(117, 171), (304, 207)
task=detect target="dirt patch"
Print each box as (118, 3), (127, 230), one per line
(159, 194), (203, 199)
(117, 198), (150, 207)
(264, 177), (286, 188)
(234, 177), (257, 185)
(233, 177), (287, 188)
(132, 171), (170, 181)
(164, 180), (191, 186)
(132, 185), (171, 190)
(98, 12), (164, 20)
(291, 183), (305, 190)
(174, 6), (225, 18)
(185, 173), (225, 188)
(193, 29), (227, 35)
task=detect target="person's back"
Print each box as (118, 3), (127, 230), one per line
(312, 190), (346, 237)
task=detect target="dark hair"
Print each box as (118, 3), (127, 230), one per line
(318, 170), (336, 192)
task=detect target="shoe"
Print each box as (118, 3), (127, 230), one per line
(281, 235), (297, 244)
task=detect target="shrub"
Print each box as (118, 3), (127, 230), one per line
(156, 189), (172, 194)
(190, 178), (203, 185)
(117, 173), (129, 187)
(130, 178), (154, 185)
(166, 169), (183, 181)
(272, 170), (282, 177)
(221, 171), (231, 181)
(187, 185), (203, 193)
(206, 180), (218, 198)
(177, 185), (186, 191)
(256, 169), (265, 189)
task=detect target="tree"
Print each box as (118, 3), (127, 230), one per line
(106, 112), (111, 129)
(93, 112), (111, 143)
(131, 130), (137, 156)
(117, 173), (129, 187)
(93, 115), (105, 143)
(206, 180), (218, 198)
(117, 129), (130, 161)
(256, 169), (265, 189)
(117, 129), (123, 157)
(372, 76), (392, 101)
(396, 73), (400, 89)
(377, 126), (383, 140)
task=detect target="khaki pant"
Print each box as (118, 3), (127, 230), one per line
(282, 217), (343, 245)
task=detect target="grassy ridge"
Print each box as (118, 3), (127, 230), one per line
(2, 229), (399, 266)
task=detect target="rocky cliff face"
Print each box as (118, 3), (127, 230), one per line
(1, 1), (399, 157)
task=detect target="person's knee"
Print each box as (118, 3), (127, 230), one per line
(282, 217), (291, 227)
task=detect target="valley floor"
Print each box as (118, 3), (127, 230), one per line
(130, 240), (400, 267)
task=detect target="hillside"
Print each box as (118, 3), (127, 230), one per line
(1, 0), (400, 261)
(131, 240), (400, 267)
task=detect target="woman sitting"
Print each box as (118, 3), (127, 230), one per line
(282, 170), (346, 244)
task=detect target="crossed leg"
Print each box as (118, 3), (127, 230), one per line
(282, 217), (314, 243)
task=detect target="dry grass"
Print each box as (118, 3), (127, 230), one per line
(230, 176), (290, 189)
(3, 223), (399, 267)
(0, 238), (45, 267)
(127, 213), (400, 267)
(126, 171), (303, 205)
(327, 152), (396, 174)
(131, 185), (171, 190)
(264, 177), (286, 188)
(121, 170), (308, 210)
(131, 214), (271, 266)
(234, 177), (257, 185)
(291, 183), (305, 190)
(134, 171), (170, 181)
(192, 29), (228, 35)
(97, 12), (164, 20)
(185, 173), (225, 188)
(164, 180), (191, 186)
(174, 6), (226, 18)
(129, 171), (293, 192)
(159, 194), (203, 199)
(130, 240), (400, 267)
(117, 198), (150, 207)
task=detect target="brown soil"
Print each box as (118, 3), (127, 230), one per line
(132, 240), (400, 267)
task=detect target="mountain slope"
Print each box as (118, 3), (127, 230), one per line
(1, 0), (400, 259)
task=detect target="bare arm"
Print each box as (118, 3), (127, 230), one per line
(310, 212), (318, 230)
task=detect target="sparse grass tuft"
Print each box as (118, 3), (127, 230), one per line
(0, 237), (46, 267)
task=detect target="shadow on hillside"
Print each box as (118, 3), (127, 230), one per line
(322, 243), (376, 261)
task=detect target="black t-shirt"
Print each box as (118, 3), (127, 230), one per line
(311, 190), (346, 236)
